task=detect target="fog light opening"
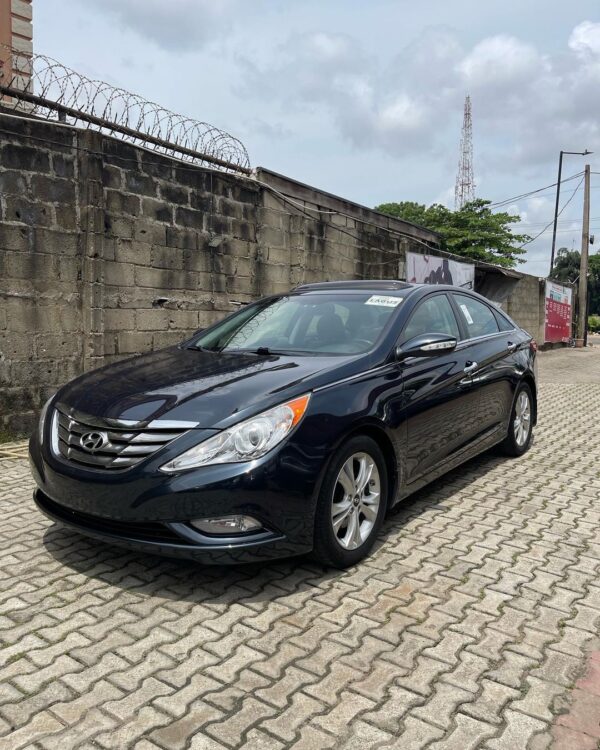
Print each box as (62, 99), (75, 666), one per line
(189, 515), (263, 535)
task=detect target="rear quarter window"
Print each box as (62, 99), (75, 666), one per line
(493, 309), (515, 331)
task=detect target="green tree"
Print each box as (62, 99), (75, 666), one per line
(374, 199), (531, 268)
(550, 246), (600, 315)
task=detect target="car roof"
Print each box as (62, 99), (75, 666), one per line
(293, 281), (490, 301)
(294, 280), (414, 293)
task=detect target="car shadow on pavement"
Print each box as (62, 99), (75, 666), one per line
(41, 447), (513, 605)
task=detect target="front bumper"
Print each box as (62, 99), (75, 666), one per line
(29, 429), (321, 564)
(34, 490), (305, 564)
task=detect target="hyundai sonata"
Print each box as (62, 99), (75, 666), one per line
(29, 281), (537, 567)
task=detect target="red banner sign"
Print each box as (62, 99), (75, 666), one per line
(544, 281), (572, 343)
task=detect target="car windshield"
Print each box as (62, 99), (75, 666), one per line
(191, 292), (403, 355)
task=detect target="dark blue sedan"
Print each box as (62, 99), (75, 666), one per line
(29, 280), (537, 567)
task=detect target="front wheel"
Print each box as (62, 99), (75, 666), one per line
(500, 383), (534, 457)
(312, 436), (388, 568)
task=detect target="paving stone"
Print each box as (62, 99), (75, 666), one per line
(149, 700), (225, 750)
(428, 713), (496, 750)
(486, 709), (548, 750)
(361, 686), (423, 733)
(50, 678), (124, 724)
(238, 729), (286, 750)
(0, 679), (74, 728)
(0, 711), (64, 750)
(260, 692), (323, 742)
(337, 719), (394, 749)
(255, 665), (317, 708)
(349, 659), (408, 701)
(510, 676), (565, 721)
(411, 681), (473, 729)
(459, 679), (520, 725)
(377, 716), (445, 749)
(205, 696), (276, 746)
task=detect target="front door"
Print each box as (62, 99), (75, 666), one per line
(396, 292), (481, 484)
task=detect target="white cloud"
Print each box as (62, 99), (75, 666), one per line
(90, 0), (239, 52)
(377, 95), (425, 133)
(458, 35), (543, 87)
(569, 21), (600, 58)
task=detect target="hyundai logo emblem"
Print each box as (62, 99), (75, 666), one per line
(80, 431), (108, 453)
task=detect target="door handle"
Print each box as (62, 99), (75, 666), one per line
(507, 341), (518, 352)
(463, 361), (478, 375)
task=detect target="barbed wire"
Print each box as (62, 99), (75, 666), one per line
(0, 45), (250, 174)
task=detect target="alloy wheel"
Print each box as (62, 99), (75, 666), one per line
(331, 452), (381, 550)
(513, 391), (531, 447)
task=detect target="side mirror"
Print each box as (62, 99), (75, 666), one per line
(395, 333), (457, 362)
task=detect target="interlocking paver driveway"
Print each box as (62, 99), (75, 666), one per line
(1, 347), (600, 750)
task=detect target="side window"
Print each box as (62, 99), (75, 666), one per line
(453, 294), (499, 339)
(402, 295), (460, 342)
(493, 309), (515, 332)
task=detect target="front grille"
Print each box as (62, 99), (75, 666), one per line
(53, 403), (192, 471)
(38, 493), (186, 544)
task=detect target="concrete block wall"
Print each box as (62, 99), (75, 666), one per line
(255, 168), (433, 292)
(0, 116), (81, 436)
(505, 273), (545, 343)
(98, 138), (262, 368)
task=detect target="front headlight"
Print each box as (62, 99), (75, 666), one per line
(160, 393), (311, 472)
(38, 395), (54, 444)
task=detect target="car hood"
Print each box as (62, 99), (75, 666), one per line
(57, 346), (362, 428)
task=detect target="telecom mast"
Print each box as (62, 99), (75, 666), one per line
(454, 95), (475, 210)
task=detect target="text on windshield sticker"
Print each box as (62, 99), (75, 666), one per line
(365, 295), (403, 308)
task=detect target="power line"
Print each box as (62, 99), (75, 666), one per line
(489, 171), (584, 209)
(518, 174), (585, 248)
(515, 215), (600, 228)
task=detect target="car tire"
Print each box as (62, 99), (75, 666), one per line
(311, 435), (388, 568)
(500, 382), (534, 457)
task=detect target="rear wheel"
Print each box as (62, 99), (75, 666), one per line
(312, 436), (388, 568)
(501, 383), (533, 456)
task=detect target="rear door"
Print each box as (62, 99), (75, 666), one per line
(450, 293), (517, 439)
(398, 292), (482, 484)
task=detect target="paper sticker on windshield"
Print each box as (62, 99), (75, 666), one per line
(365, 295), (403, 308)
(460, 303), (474, 325)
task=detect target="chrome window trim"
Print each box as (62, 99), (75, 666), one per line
(454, 330), (510, 349)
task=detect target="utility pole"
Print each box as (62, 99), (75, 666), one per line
(577, 164), (591, 343)
(550, 149), (591, 274)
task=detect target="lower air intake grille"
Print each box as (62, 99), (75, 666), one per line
(38, 493), (185, 544)
(53, 403), (192, 471)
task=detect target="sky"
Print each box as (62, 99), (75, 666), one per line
(34, 0), (600, 276)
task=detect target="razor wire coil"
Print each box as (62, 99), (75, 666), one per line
(0, 46), (250, 173)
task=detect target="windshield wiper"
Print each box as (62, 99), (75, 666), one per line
(232, 346), (301, 356)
